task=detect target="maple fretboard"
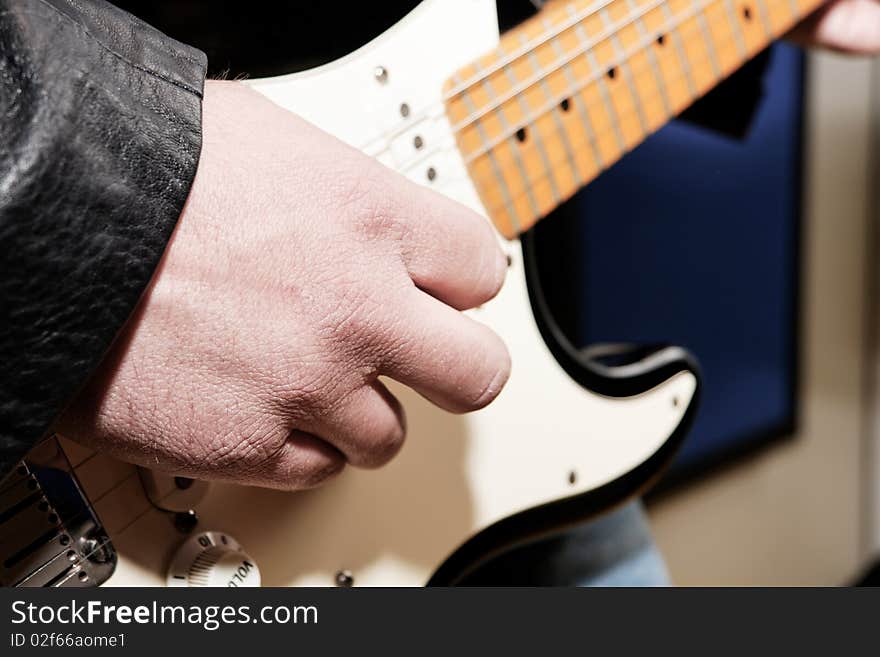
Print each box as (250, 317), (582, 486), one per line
(444, 0), (823, 238)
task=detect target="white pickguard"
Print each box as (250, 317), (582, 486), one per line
(71, 0), (696, 587)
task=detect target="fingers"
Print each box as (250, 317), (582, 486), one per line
(307, 380), (406, 469)
(247, 430), (346, 491)
(397, 182), (507, 310)
(789, 0), (880, 54)
(378, 289), (511, 413)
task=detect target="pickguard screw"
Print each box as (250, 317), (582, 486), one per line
(672, 396), (680, 408)
(373, 66), (388, 84)
(335, 570), (354, 587)
(400, 102), (410, 118)
(506, 254), (513, 268)
(414, 135), (424, 149)
(426, 167), (437, 182)
(568, 470), (577, 485)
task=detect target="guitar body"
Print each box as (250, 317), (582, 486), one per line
(3, 0), (702, 588)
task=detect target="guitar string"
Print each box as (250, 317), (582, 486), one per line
(445, 0), (802, 99)
(443, 0), (624, 99)
(0, 440), (104, 500)
(470, 0), (793, 216)
(390, 0), (727, 178)
(402, 0), (789, 199)
(458, 0), (753, 161)
(390, 0), (785, 181)
(361, 0), (689, 152)
(15, 469), (179, 587)
(5, 438), (190, 586)
(0, 430), (144, 506)
(449, 0), (689, 134)
(368, 0), (785, 153)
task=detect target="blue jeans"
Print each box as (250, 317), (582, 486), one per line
(461, 501), (670, 586)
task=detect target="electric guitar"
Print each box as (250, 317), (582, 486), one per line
(1, 0), (819, 587)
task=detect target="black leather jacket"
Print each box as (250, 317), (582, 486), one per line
(0, 0), (207, 475)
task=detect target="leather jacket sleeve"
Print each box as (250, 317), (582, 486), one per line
(0, 0), (207, 475)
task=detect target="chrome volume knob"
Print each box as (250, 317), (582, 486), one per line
(166, 531), (260, 587)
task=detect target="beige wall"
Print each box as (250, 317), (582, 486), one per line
(647, 52), (876, 586)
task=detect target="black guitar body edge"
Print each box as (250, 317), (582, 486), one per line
(427, 231), (702, 586)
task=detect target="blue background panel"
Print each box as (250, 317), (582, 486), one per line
(540, 45), (804, 476)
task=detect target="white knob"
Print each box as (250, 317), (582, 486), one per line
(166, 532), (260, 587)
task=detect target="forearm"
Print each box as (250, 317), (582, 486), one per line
(0, 0), (207, 474)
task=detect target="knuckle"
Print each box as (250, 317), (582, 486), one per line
(339, 168), (406, 241)
(358, 419), (406, 469)
(253, 431), (347, 491)
(296, 452), (346, 489)
(266, 354), (358, 421)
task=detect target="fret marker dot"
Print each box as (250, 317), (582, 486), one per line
(515, 127), (528, 143)
(560, 98), (571, 113)
(607, 67), (617, 80)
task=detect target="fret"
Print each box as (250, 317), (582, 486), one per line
(762, 0), (796, 33)
(702, 0), (743, 76)
(521, 26), (584, 191)
(626, 0), (671, 120)
(599, 5), (649, 135)
(544, 15), (605, 172)
(637, 1), (692, 115)
(660, 1), (696, 98)
(694, 2), (722, 79)
(753, 0), (774, 37)
(443, 0), (829, 239)
(490, 23), (565, 217)
(504, 36), (562, 208)
(722, 0), (748, 58)
(772, 0), (801, 31)
(568, 3), (627, 158)
(668, 0), (717, 94)
(479, 71), (542, 221)
(453, 71), (523, 235)
(734, 0), (770, 55)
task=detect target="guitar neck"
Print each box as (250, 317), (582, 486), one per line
(444, 0), (823, 238)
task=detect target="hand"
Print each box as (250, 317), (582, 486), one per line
(790, 0), (880, 53)
(56, 80), (510, 489)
